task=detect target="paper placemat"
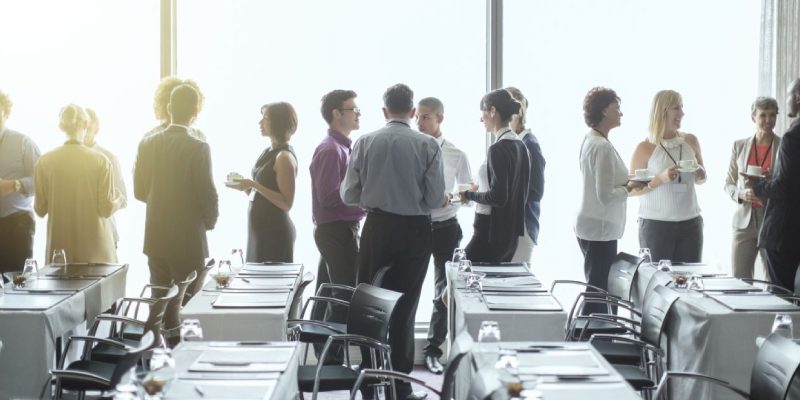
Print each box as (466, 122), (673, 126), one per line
(696, 277), (764, 293)
(227, 277), (296, 289)
(212, 291), (290, 308)
(706, 292), (800, 312)
(11, 278), (96, 292)
(483, 294), (562, 311)
(240, 263), (302, 274)
(167, 380), (274, 399)
(0, 292), (72, 310)
(45, 264), (124, 278)
(196, 348), (294, 364)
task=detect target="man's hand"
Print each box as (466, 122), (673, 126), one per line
(739, 188), (763, 203)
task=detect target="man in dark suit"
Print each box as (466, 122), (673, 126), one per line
(752, 78), (800, 292)
(134, 84), (219, 298)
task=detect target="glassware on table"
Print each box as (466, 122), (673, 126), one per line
(212, 259), (233, 289)
(772, 314), (794, 339)
(657, 259), (672, 272)
(231, 248), (244, 268)
(134, 369), (172, 400)
(478, 320), (501, 343)
(23, 258), (39, 278)
(687, 275), (704, 291)
(452, 248), (467, 263)
(495, 348), (520, 369)
(51, 249), (67, 269)
(672, 274), (689, 289)
(180, 319), (204, 342)
(638, 248), (652, 265)
(465, 272), (486, 292)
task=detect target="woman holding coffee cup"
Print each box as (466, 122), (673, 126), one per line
(630, 90), (707, 263)
(575, 87), (644, 315)
(724, 96), (781, 279)
(226, 102), (298, 262)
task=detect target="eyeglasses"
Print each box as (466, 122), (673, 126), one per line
(339, 107), (360, 114)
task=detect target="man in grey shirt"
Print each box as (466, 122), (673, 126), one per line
(341, 83), (445, 400)
(0, 89), (41, 273)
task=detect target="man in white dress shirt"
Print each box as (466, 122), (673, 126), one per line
(415, 97), (472, 374)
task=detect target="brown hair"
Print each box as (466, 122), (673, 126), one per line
(583, 87), (620, 128)
(262, 102), (298, 142)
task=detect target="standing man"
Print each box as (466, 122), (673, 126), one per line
(310, 89), (366, 312)
(751, 78), (800, 291)
(341, 84), (444, 400)
(0, 89), (41, 273)
(134, 84), (219, 298)
(415, 97), (471, 375)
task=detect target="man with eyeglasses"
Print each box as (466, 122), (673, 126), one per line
(341, 84), (445, 400)
(415, 97), (472, 375)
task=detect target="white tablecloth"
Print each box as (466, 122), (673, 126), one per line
(0, 265), (128, 399)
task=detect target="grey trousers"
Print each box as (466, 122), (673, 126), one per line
(638, 216), (703, 263)
(732, 207), (768, 279)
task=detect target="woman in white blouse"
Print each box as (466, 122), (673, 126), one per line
(630, 90), (706, 263)
(575, 87), (643, 314)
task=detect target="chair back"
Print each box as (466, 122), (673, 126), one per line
(161, 270), (197, 333)
(370, 266), (392, 287)
(643, 270), (673, 302)
(750, 333), (800, 400)
(289, 272), (315, 319)
(145, 285), (179, 346)
(346, 283), (402, 342)
(641, 285), (680, 346)
(441, 330), (474, 400)
(607, 252), (643, 302)
(109, 331), (155, 387)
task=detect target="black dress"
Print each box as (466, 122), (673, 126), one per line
(246, 144), (296, 263)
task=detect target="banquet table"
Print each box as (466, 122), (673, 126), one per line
(457, 341), (639, 399)
(0, 263), (128, 399)
(180, 264), (303, 341)
(632, 262), (800, 399)
(163, 341), (300, 399)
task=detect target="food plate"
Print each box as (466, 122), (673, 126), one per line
(628, 175), (654, 183)
(739, 171), (765, 179)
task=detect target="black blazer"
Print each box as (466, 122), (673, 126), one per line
(754, 119), (800, 251)
(133, 125), (219, 261)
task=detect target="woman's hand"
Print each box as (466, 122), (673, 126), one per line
(226, 178), (255, 192)
(694, 165), (707, 181)
(655, 165), (678, 186)
(626, 180), (647, 193)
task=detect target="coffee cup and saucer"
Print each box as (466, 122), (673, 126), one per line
(677, 159), (699, 173)
(739, 165), (765, 179)
(225, 172), (244, 187)
(629, 169), (654, 183)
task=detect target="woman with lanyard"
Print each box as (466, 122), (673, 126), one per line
(460, 88), (530, 262)
(724, 96), (781, 279)
(576, 87), (644, 315)
(630, 90), (707, 263)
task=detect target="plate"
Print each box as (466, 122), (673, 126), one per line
(677, 167), (699, 173)
(628, 175), (654, 183)
(739, 171), (765, 179)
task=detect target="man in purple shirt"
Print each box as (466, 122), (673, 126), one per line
(310, 89), (366, 298)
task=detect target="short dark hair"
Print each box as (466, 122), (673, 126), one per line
(262, 102), (298, 142)
(480, 89), (522, 123)
(383, 83), (414, 114)
(169, 84), (201, 123)
(583, 87), (620, 128)
(417, 97), (444, 115)
(320, 90), (357, 124)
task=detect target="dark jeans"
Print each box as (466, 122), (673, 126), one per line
(577, 238), (617, 315)
(424, 218), (462, 358)
(763, 247), (800, 294)
(147, 255), (207, 301)
(357, 209), (432, 397)
(0, 211), (35, 274)
(465, 214), (516, 262)
(638, 216), (704, 263)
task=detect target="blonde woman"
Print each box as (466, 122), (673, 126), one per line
(85, 108), (127, 247)
(144, 76), (207, 141)
(630, 90), (706, 263)
(724, 97), (781, 279)
(34, 104), (121, 263)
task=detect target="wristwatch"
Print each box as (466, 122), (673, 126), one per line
(13, 179), (21, 192)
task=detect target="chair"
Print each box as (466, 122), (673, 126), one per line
(121, 270), (197, 347)
(51, 331), (155, 400)
(288, 271), (316, 319)
(654, 332), (800, 399)
(607, 252), (645, 302)
(350, 329), (474, 400)
(552, 278), (640, 342)
(294, 283), (403, 400)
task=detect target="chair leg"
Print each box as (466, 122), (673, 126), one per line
(54, 378), (63, 400)
(78, 390), (86, 400)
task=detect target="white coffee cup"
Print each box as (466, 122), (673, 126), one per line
(458, 183), (473, 192)
(226, 172), (244, 183)
(746, 165), (762, 176)
(679, 159), (697, 170)
(635, 169), (649, 179)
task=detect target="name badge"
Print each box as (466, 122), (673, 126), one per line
(248, 190), (257, 202)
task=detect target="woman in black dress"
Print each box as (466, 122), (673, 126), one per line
(228, 102), (298, 262)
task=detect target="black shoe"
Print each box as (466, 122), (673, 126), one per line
(424, 355), (443, 374)
(403, 391), (429, 400)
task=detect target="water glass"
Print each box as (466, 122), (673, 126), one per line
(231, 248), (244, 268)
(465, 272), (486, 292)
(495, 348), (519, 369)
(180, 319), (204, 342)
(478, 320), (501, 342)
(150, 347), (175, 371)
(51, 249), (67, 268)
(134, 369), (171, 400)
(638, 248), (652, 265)
(687, 275), (704, 291)
(23, 258), (39, 278)
(452, 248), (467, 263)
(772, 314), (794, 338)
(657, 259), (672, 272)
(213, 260), (232, 289)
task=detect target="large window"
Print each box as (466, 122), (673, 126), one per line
(177, 0), (486, 321)
(1, 0), (159, 293)
(504, 0), (761, 284)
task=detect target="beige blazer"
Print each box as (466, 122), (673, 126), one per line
(724, 134), (781, 230)
(34, 142), (120, 263)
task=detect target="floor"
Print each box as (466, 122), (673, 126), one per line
(313, 366), (444, 399)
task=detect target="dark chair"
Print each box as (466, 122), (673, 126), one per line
(654, 332), (800, 399)
(350, 329), (474, 400)
(51, 331), (155, 400)
(607, 252), (645, 302)
(121, 270), (197, 347)
(294, 283), (403, 400)
(86, 284), (178, 363)
(288, 271), (316, 319)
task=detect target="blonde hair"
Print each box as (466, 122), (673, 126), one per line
(153, 76), (204, 122)
(648, 90), (683, 144)
(86, 108), (99, 125)
(0, 89), (12, 117)
(59, 104), (88, 136)
(505, 86), (528, 126)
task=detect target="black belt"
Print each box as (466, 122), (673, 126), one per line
(0, 210), (32, 220)
(432, 217), (459, 230)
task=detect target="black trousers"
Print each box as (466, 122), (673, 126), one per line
(425, 218), (462, 358)
(357, 210), (432, 396)
(465, 214), (516, 262)
(638, 216), (704, 263)
(577, 238), (617, 315)
(0, 211), (35, 274)
(763, 247), (800, 293)
(147, 255), (207, 302)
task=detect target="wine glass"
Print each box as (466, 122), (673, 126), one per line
(213, 260), (232, 289)
(638, 248), (652, 265)
(231, 248), (244, 269)
(657, 259), (672, 272)
(23, 258), (38, 279)
(495, 348), (519, 369)
(180, 319), (204, 342)
(478, 320), (501, 343)
(465, 272), (486, 292)
(687, 275), (704, 291)
(51, 249), (67, 269)
(452, 248), (467, 263)
(772, 314), (793, 338)
(134, 369), (172, 400)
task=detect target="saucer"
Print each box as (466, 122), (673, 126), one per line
(224, 180), (241, 187)
(739, 171), (765, 179)
(628, 175), (654, 183)
(677, 167), (699, 173)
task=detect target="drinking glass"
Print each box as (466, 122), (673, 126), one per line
(638, 248), (652, 265)
(772, 314), (793, 338)
(657, 259), (672, 272)
(465, 272), (486, 292)
(478, 320), (501, 342)
(213, 260), (232, 289)
(23, 258), (38, 279)
(231, 248), (244, 268)
(452, 248), (467, 263)
(134, 369), (171, 400)
(51, 249), (67, 268)
(687, 275), (704, 291)
(495, 348), (519, 369)
(180, 319), (204, 342)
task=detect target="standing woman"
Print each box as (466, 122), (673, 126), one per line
(575, 88), (642, 314)
(630, 90), (706, 263)
(34, 104), (121, 263)
(460, 89), (530, 262)
(724, 97), (781, 279)
(228, 102), (298, 262)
